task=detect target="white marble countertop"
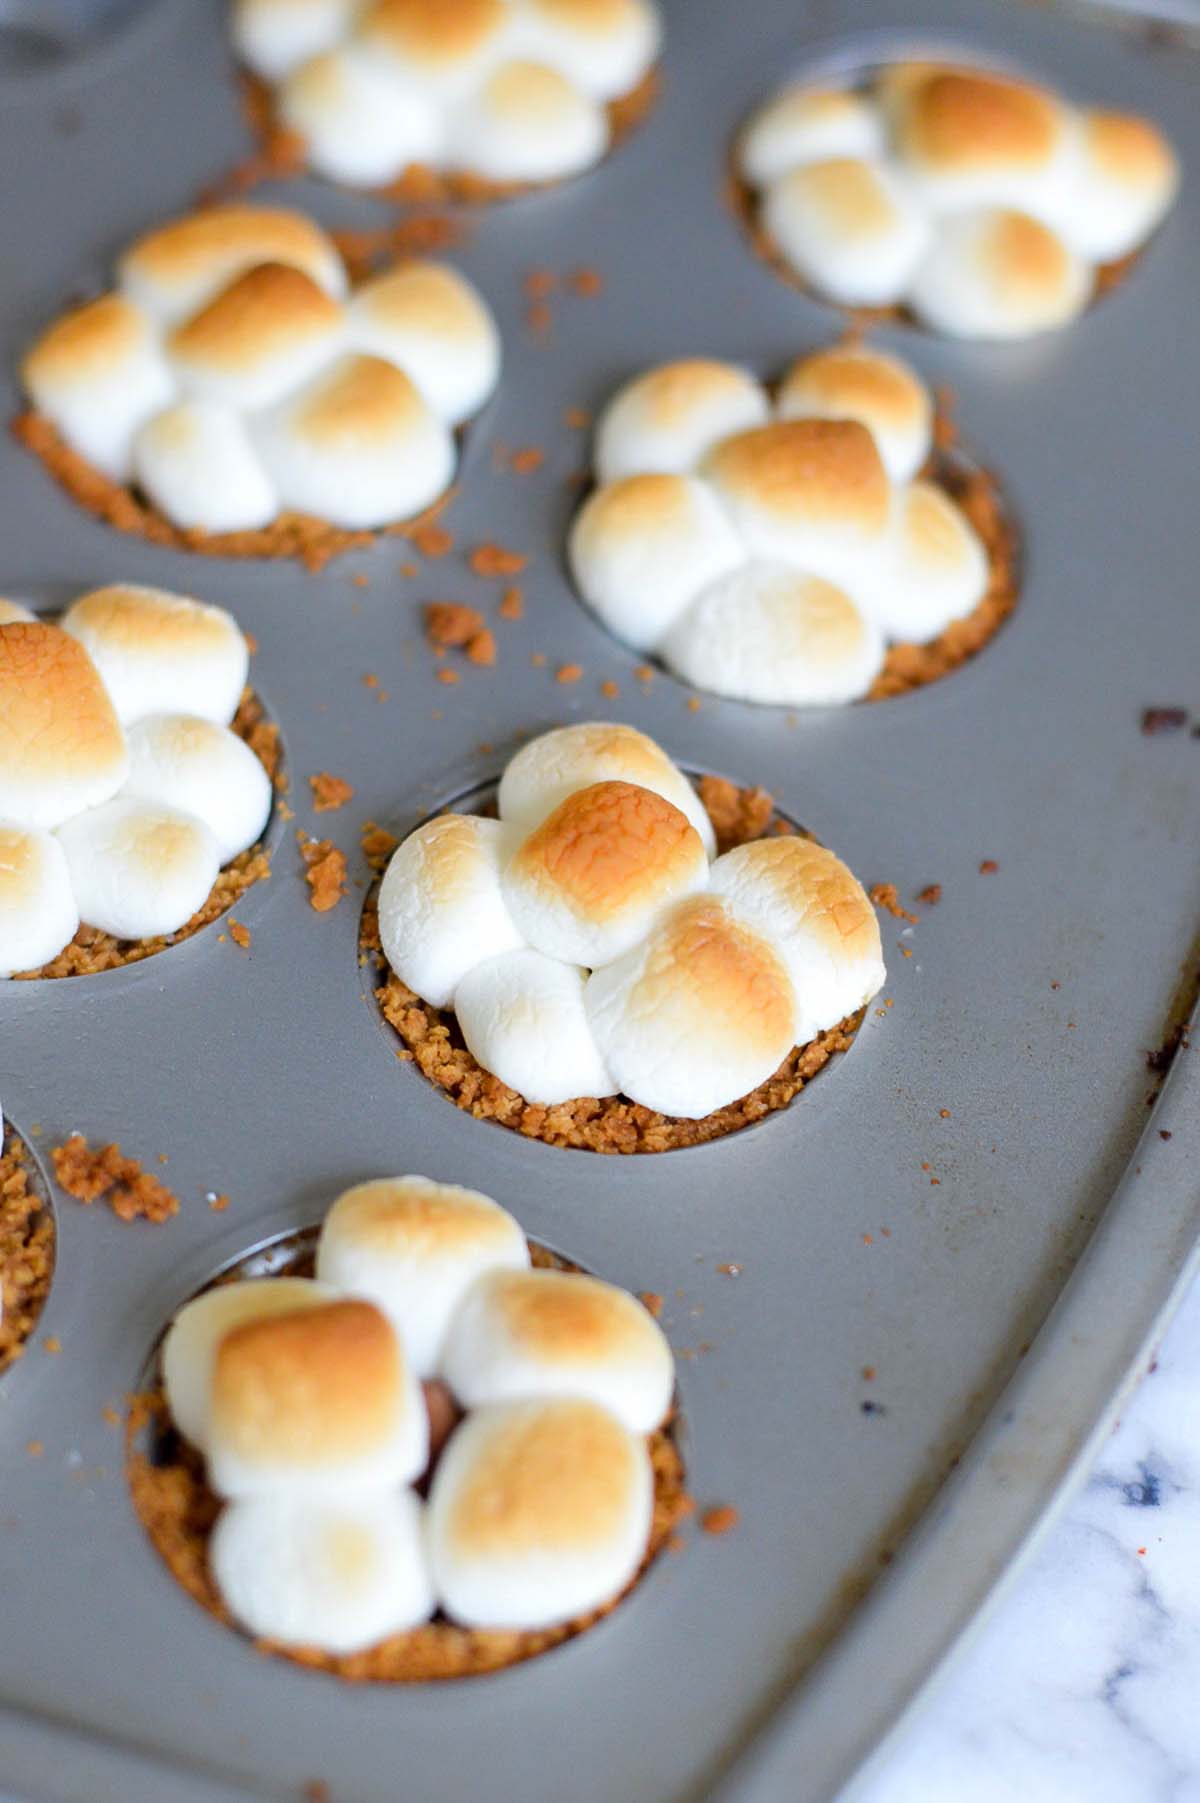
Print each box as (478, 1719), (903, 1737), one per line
(856, 1271), (1200, 1803)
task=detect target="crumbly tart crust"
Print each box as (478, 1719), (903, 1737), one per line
(361, 780), (867, 1154)
(9, 411), (455, 574)
(0, 1136), (55, 1372)
(127, 1242), (689, 1680)
(13, 688), (282, 980)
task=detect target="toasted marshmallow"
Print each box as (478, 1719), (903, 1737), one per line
(60, 586), (249, 728)
(122, 715), (272, 862)
(866, 481), (987, 642)
(208, 1299), (427, 1500)
(1058, 110), (1179, 263)
(776, 344), (932, 483)
(349, 262), (500, 424)
(316, 1176), (529, 1377)
(441, 1267), (672, 1432)
(568, 472), (744, 652)
(516, 0), (660, 102)
(211, 1489), (434, 1651)
(55, 796), (220, 940)
(594, 359), (769, 485)
(359, 0), (510, 100)
(279, 44), (443, 187)
(163, 1277), (337, 1453)
(252, 353), (454, 527)
(378, 813), (524, 1009)
(891, 70), (1075, 219)
(428, 1396), (653, 1629)
(119, 207), (346, 326)
(233, 0), (358, 80)
(20, 294), (174, 482)
(497, 721), (715, 855)
(738, 85), (883, 187)
(708, 836), (884, 1040)
(762, 157), (931, 307)
(133, 401), (279, 534)
(0, 600), (35, 624)
(661, 563), (884, 708)
(0, 824), (79, 977)
(584, 894), (796, 1117)
(168, 262), (345, 409)
(703, 419), (892, 596)
(502, 781), (710, 968)
(454, 948), (617, 1104)
(908, 207), (1089, 340)
(445, 59), (607, 182)
(0, 623), (128, 832)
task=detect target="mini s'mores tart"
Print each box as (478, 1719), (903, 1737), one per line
(569, 345), (1016, 707)
(0, 587), (280, 979)
(734, 62), (1179, 338)
(0, 1105), (56, 1374)
(130, 1176), (685, 1672)
(365, 722), (884, 1150)
(231, 0), (662, 201)
(15, 205), (501, 567)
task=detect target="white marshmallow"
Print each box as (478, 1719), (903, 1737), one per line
(908, 207), (1090, 340)
(60, 586), (250, 728)
(737, 85), (883, 187)
(252, 353), (455, 528)
(776, 344), (933, 484)
(441, 1266), (673, 1432)
(162, 1276), (338, 1453)
(594, 359), (769, 485)
(166, 263), (346, 412)
(279, 44), (443, 187)
(497, 721), (715, 856)
(454, 949), (617, 1104)
(761, 157), (931, 307)
(864, 481), (988, 642)
(445, 59), (607, 182)
(377, 813), (524, 1010)
(121, 715), (273, 863)
(232, 0), (358, 81)
(348, 261), (500, 425)
(707, 835), (885, 1041)
(133, 402), (279, 534)
(55, 796), (221, 941)
(1055, 108), (1180, 263)
(515, 0), (660, 103)
(0, 621), (129, 833)
(211, 1489), (434, 1652)
(568, 472), (744, 653)
(584, 893), (798, 1117)
(428, 1397), (653, 1630)
(20, 295), (175, 482)
(890, 70), (1077, 222)
(662, 563), (885, 709)
(0, 823), (79, 978)
(315, 1175), (529, 1378)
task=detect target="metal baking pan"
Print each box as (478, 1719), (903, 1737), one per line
(1, 0), (1198, 1798)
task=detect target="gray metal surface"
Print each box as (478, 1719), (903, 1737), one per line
(0, 1), (1198, 1800)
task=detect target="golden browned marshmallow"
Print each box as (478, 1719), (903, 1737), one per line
(502, 780), (710, 969)
(909, 207), (1089, 339)
(708, 835), (884, 1040)
(119, 205), (346, 325)
(60, 584), (249, 726)
(20, 293), (174, 481)
(0, 623), (128, 832)
(359, 0), (508, 91)
(584, 893), (797, 1116)
(427, 1396), (653, 1628)
(208, 1298), (427, 1499)
(776, 344), (933, 483)
(761, 157), (932, 307)
(169, 262), (345, 409)
(1064, 110), (1180, 262)
(445, 58), (607, 182)
(441, 1267), (673, 1431)
(893, 69), (1074, 215)
(518, 0), (661, 101)
(497, 720), (715, 853)
(737, 85), (883, 187)
(594, 357), (769, 484)
(0, 824), (79, 977)
(349, 260), (501, 424)
(870, 480), (988, 641)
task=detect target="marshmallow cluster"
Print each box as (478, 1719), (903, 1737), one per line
(20, 205), (500, 534)
(0, 586), (270, 976)
(161, 1173), (673, 1649)
(378, 722), (884, 1116)
(737, 64), (1179, 339)
(570, 347), (989, 706)
(233, 0), (662, 191)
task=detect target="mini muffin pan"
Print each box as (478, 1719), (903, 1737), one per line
(1, 2), (1198, 1800)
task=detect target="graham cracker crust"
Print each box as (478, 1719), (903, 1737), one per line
(13, 687), (282, 981)
(0, 1135), (55, 1372)
(127, 1239), (690, 1681)
(359, 779), (867, 1154)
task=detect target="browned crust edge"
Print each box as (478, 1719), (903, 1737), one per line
(0, 1135), (55, 1373)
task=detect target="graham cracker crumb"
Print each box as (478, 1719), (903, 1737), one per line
(531, 652), (547, 668)
(51, 1134), (181, 1224)
(523, 269), (556, 299)
(209, 1194), (230, 1214)
(498, 587), (524, 621)
(526, 300), (553, 337)
(556, 662), (583, 684)
(510, 447), (544, 475)
(300, 836), (348, 913)
(701, 1505), (740, 1537)
(426, 602), (484, 647)
(568, 267), (604, 297)
(44, 1337), (62, 1354)
(640, 1292), (664, 1318)
(466, 628), (496, 667)
(27, 1440), (44, 1456)
(634, 664), (654, 683)
(870, 883), (919, 924)
(979, 859), (999, 875)
(360, 822), (399, 870)
(436, 666), (460, 686)
(564, 407), (592, 430)
(0, 1136), (54, 1371)
(917, 884), (942, 905)
(228, 919), (251, 951)
(600, 679), (620, 699)
(470, 543), (527, 579)
(414, 524), (453, 560)
(695, 777), (775, 852)
(309, 772), (354, 813)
